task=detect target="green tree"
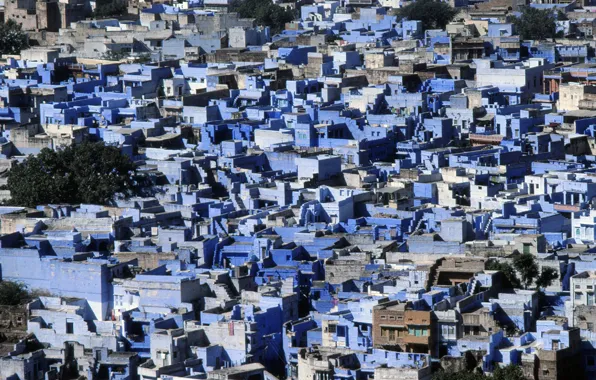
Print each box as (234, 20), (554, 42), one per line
(486, 259), (522, 289)
(556, 10), (568, 21)
(493, 364), (529, 380)
(513, 7), (557, 40)
(94, 0), (128, 18)
(135, 53), (153, 63)
(103, 50), (129, 61)
(0, 19), (29, 55)
(395, 0), (458, 31)
(7, 142), (139, 207)
(512, 252), (539, 289)
(0, 281), (29, 306)
(535, 266), (558, 289)
(231, 0), (294, 34)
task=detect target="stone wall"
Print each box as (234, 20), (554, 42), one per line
(0, 304), (28, 355)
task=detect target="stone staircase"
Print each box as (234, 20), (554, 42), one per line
(466, 277), (479, 295)
(234, 195), (246, 210)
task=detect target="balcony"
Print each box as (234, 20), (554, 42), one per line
(462, 314), (481, 326)
(404, 335), (430, 345)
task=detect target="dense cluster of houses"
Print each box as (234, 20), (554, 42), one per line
(4, 0), (596, 379)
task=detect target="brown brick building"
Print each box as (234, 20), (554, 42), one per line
(5, 0), (88, 33)
(0, 304), (28, 356)
(372, 300), (435, 356)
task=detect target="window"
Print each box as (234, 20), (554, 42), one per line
(409, 327), (423, 336)
(389, 329), (395, 340)
(576, 292), (583, 300)
(576, 285), (581, 289)
(66, 319), (74, 335)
